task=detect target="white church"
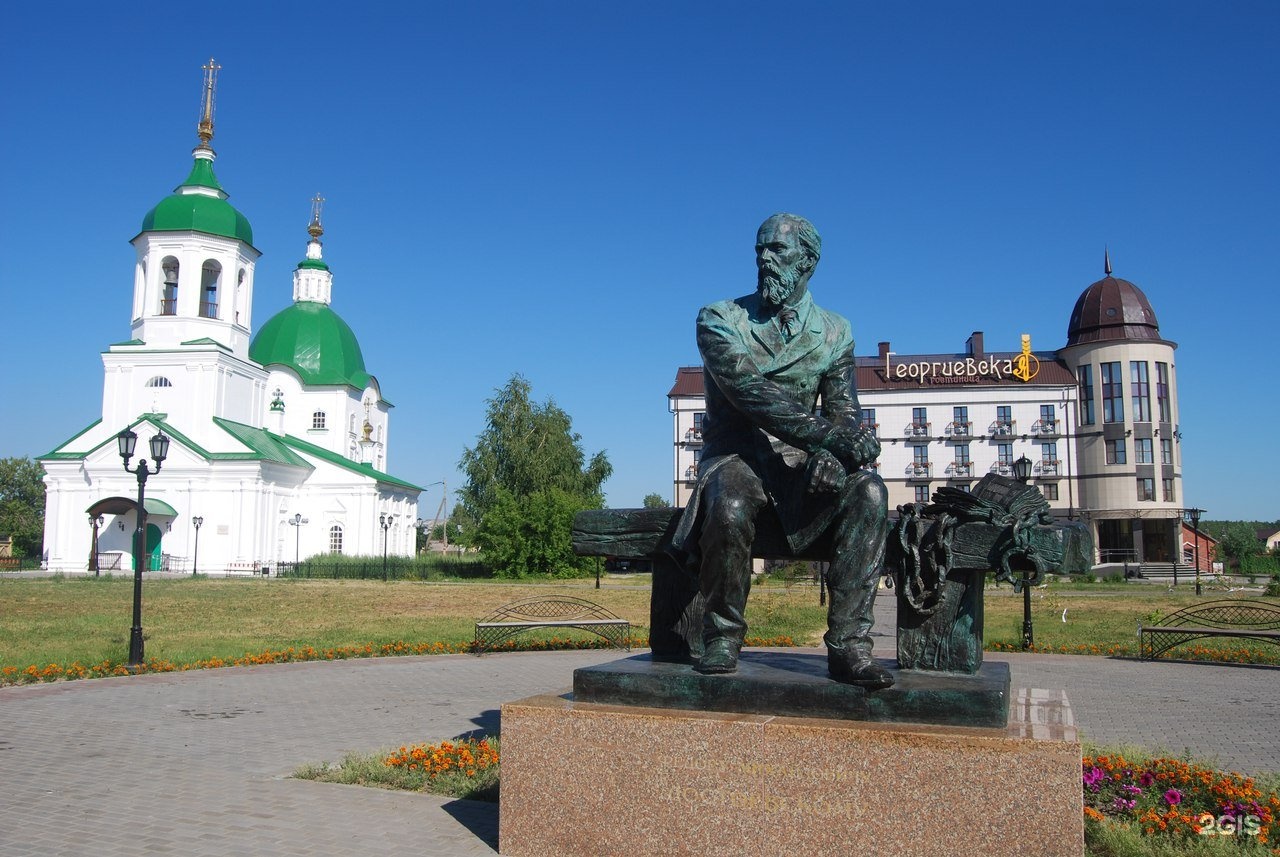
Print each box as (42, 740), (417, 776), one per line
(39, 61), (421, 574)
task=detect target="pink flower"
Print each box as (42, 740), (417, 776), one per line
(1164, 788), (1183, 806)
(1139, 771), (1156, 786)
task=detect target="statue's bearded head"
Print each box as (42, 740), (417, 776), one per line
(755, 213), (821, 309)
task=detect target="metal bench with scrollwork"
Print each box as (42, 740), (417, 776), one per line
(1139, 599), (1280, 660)
(473, 596), (631, 653)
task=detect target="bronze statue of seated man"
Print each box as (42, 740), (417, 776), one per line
(672, 213), (892, 689)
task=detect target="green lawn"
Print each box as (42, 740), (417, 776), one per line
(0, 574), (1270, 672)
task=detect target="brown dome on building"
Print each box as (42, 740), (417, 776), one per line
(1066, 269), (1161, 345)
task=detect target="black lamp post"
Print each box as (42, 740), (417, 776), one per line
(191, 516), (203, 576)
(1184, 508), (1205, 596)
(289, 513), (308, 568)
(380, 513), (394, 581)
(117, 428), (170, 668)
(89, 514), (104, 576)
(1012, 455), (1035, 650)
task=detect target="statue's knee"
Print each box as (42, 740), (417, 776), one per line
(706, 494), (758, 532)
(842, 472), (888, 521)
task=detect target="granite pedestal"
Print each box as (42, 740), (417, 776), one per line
(500, 684), (1082, 857)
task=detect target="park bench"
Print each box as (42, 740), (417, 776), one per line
(1138, 599), (1280, 660)
(473, 596), (631, 653)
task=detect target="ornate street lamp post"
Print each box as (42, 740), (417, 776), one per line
(380, 513), (394, 581)
(117, 428), (170, 669)
(1184, 508), (1205, 596)
(191, 516), (203, 576)
(1012, 455), (1035, 650)
(288, 513), (308, 569)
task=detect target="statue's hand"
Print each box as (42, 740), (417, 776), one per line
(824, 424), (881, 470)
(805, 448), (847, 494)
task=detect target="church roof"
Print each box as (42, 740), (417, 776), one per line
(139, 158), (255, 245)
(249, 301), (372, 389)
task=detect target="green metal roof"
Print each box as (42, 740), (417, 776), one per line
(139, 158), (253, 244)
(144, 498), (179, 516)
(249, 301), (372, 389)
(281, 433), (423, 492)
(297, 258), (330, 271)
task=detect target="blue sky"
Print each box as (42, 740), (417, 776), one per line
(1, 1), (1276, 521)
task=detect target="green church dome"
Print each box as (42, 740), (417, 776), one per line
(140, 158), (254, 245)
(250, 301), (371, 389)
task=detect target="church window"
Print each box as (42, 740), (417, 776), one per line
(329, 525), (343, 554)
(145, 376), (173, 388)
(161, 257), (179, 315)
(312, 411), (327, 430)
(235, 269), (246, 324)
(200, 260), (221, 319)
(349, 414), (356, 434)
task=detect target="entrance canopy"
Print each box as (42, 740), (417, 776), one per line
(86, 497), (179, 517)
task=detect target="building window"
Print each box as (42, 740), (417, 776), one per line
(997, 443), (1013, 466)
(1039, 404), (1056, 433)
(1135, 438), (1153, 464)
(1101, 362), (1123, 423)
(1105, 439), (1127, 465)
(1155, 362), (1171, 422)
(995, 405), (1013, 435)
(1077, 365), (1095, 426)
(862, 408), (877, 436)
(693, 449), (703, 466)
(200, 260), (221, 319)
(1137, 478), (1155, 502)
(1162, 478), (1176, 502)
(1161, 438), (1174, 465)
(145, 376), (172, 388)
(914, 486), (929, 503)
(911, 407), (928, 435)
(1041, 442), (1057, 463)
(693, 411), (705, 431)
(311, 411), (327, 430)
(1130, 361), (1151, 423)
(329, 525), (343, 554)
(952, 406), (969, 435)
(161, 256), (179, 315)
(913, 446), (929, 466)
(955, 444), (970, 465)
(1041, 483), (1059, 501)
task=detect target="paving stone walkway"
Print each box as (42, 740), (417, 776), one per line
(2, 594), (1276, 855)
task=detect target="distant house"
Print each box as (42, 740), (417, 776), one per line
(1258, 527), (1280, 553)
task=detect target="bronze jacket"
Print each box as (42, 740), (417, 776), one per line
(672, 289), (867, 556)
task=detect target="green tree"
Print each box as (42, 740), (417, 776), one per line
(1208, 521), (1262, 567)
(642, 493), (670, 509)
(0, 457), (46, 558)
(459, 375), (612, 577)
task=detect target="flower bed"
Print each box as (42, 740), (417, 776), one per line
(0, 635), (796, 687)
(1083, 753), (1280, 852)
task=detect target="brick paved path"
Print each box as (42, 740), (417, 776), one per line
(1, 593), (1276, 856)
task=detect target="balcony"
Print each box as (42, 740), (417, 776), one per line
(199, 300), (219, 319)
(684, 428), (703, 445)
(905, 422), (931, 440)
(989, 421), (1016, 437)
(160, 298), (177, 316)
(863, 422), (880, 439)
(946, 421), (972, 438)
(1032, 419), (1060, 437)
(990, 463), (1013, 477)
(948, 463), (973, 479)
(1037, 459), (1060, 477)
(907, 462), (932, 480)
(683, 465), (697, 481)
